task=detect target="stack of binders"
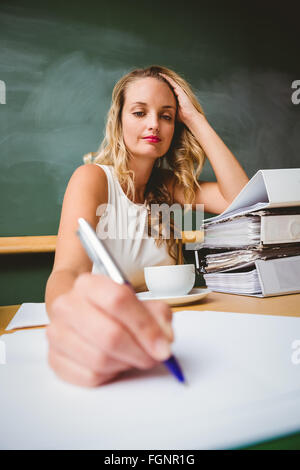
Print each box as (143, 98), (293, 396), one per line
(188, 169), (300, 297)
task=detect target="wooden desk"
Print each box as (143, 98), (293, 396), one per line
(1, 291), (299, 335)
(0, 304), (23, 334)
(0, 235), (57, 254)
(172, 291), (300, 316)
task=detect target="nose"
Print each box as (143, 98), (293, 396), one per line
(147, 113), (160, 133)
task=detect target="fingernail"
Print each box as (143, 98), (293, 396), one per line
(154, 338), (171, 361)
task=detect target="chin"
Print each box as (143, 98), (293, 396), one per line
(135, 149), (162, 159)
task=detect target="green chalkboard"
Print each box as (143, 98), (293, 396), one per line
(0, 0), (299, 305)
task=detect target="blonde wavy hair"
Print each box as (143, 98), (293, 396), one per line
(83, 65), (206, 261)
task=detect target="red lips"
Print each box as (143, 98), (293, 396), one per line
(143, 135), (161, 142)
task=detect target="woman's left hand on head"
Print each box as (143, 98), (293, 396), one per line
(159, 72), (200, 126)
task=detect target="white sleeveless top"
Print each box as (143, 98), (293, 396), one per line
(91, 164), (176, 292)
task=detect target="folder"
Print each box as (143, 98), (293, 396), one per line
(199, 244), (300, 273)
(205, 168), (300, 224)
(202, 209), (300, 248)
(203, 254), (300, 297)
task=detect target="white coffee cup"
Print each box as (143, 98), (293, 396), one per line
(144, 264), (195, 297)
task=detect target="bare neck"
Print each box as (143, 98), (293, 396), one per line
(125, 159), (156, 203)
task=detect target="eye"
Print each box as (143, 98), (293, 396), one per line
(133, 112), (172, 120)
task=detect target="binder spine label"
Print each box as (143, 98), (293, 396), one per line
(261, 215), (300, 244)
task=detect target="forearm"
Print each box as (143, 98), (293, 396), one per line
(186, 112), (249, 203)
(45, 269), (78, 318)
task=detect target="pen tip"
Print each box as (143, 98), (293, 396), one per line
(179, 375), (187, 385)
(164, 356), (186, 384)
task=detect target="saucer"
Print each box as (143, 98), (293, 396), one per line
(136, 288), (211, 306)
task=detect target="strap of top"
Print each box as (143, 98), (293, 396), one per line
(94, 164), (113, 206)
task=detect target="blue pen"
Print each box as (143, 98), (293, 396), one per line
(76, 217), (185, 384)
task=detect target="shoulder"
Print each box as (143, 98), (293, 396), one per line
(52, 164), (109, 276)
(66, 163), (108, 204)
(72, 163), (107, 181)
(71, 163), (107, 188)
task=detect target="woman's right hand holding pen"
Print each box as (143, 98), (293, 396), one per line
(46, 272), (174, 387)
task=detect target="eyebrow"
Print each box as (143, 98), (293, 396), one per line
(129, 101), (176, 110)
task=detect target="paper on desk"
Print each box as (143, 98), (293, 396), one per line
(0, 310), (300, 450)
(5, 303), (49, 331)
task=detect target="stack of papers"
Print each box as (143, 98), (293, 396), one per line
(192, 169), (300, 297)
(202, 208), (300, 250)
(203, 216), (261, 248)
(202, 244), (300, 274)
(203, 268), (262, 295)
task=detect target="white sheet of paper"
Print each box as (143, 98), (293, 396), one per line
(5, 303), (49, 331)
(0, 310), (300, 450)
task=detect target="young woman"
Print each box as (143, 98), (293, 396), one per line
(45, 65), (248, 387)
